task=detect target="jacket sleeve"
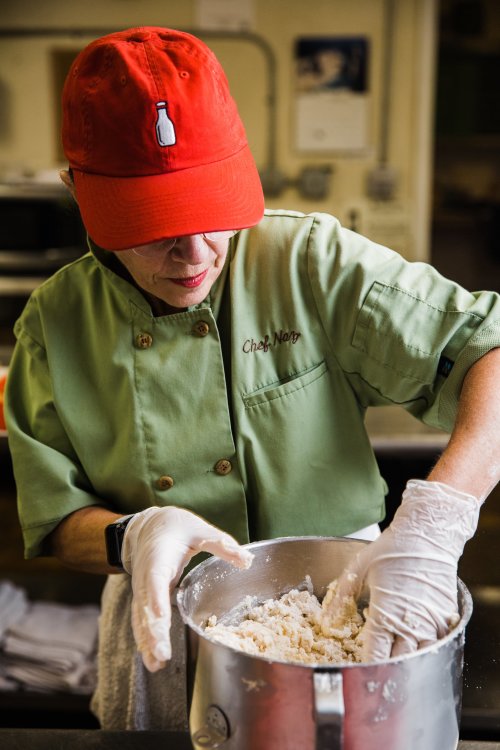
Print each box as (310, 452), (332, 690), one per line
(5, 299), (104, 558)
(307, 214), (500, 432)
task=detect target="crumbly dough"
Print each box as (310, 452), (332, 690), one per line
(204, 578), (365, 665)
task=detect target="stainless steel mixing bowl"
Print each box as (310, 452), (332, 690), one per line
(177, 536), (472, 750)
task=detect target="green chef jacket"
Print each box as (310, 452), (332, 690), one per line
(6, 210), (500, 558)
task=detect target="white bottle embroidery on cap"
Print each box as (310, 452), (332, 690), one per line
(155, 102), (176, 147)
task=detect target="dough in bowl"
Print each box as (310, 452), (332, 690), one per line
(204, 577), (365, 665)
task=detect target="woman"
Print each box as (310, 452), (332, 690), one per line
(6, 26), (500, 729)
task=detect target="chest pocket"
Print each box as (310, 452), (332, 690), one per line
(243, 361), (328, 408)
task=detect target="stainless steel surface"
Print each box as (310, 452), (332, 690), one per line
(314, 672), (344, 749)
(178, 536), (472, 750)
(192, 705), (230, 748)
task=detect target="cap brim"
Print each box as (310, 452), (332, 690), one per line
(72, 144), (265, 251)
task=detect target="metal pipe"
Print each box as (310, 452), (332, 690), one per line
(379, 0), (395, 165)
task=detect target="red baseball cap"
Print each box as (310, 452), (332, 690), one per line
(62, 27), (265, 251)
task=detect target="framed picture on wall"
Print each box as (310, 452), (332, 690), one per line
(294, 36), (370, 153)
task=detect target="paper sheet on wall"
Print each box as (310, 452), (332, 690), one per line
(295, 91), (368, 151)
(294, 37), (369, 153)
(195, 0), (255, 31)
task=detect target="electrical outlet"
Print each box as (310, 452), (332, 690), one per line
(297, 166), (333, 200)
(366, 164), (398, 201)
(259, 166), (288, 197)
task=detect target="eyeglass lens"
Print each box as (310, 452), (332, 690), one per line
(132, 230), (237, 257)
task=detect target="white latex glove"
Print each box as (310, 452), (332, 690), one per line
(323, 479), (481, 661)
(121, 506), (254, 672)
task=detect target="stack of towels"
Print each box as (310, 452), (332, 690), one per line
(0, 580), (99, 694)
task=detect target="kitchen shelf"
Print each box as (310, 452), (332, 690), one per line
(0, 277), (45, 295)
(0, 730), (495, 749)
(0, 183), (68, 200)
(0, 248), (83, 274)
(370, 433), (449, 456)
(0, 347), (12, 364)
(0, 730), (194, 749)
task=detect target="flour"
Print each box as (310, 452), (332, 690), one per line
(204, 580), (365, 665)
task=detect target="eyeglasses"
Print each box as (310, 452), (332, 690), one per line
(131, 230), (238, 258)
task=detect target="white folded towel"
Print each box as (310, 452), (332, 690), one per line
(0, 580), (29, 639)
(0, 656), (19, 691)
(4, 601), (99, 659)
(1, 595), (99, 694)
(4, 656), (96, 694)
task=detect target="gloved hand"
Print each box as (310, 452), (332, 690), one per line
(121, 506), (254, 672)
(323, 479), (481, 661)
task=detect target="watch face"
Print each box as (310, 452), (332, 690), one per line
(105, 519), (128, 568)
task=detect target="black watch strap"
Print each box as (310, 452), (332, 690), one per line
(105, 515), (134, 570)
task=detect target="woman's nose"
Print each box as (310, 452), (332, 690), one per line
(171, 235), (211, 265)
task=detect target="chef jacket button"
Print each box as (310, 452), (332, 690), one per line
(157, 475), (174, 491)
(136, 332), (153, 349)
(214, 459), (232, 476)
(192, 320), (210, 337)
(129, 30), (152, 41)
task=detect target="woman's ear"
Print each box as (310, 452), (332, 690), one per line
(59, 169), (77, 201)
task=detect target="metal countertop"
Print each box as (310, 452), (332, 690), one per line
(0, 731), (188, 749)
(0, 730), (498, 749)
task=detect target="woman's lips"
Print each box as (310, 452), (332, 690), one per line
(170, 269), (209, 288)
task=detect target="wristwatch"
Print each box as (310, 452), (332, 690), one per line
(105, 515), (134, 570)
